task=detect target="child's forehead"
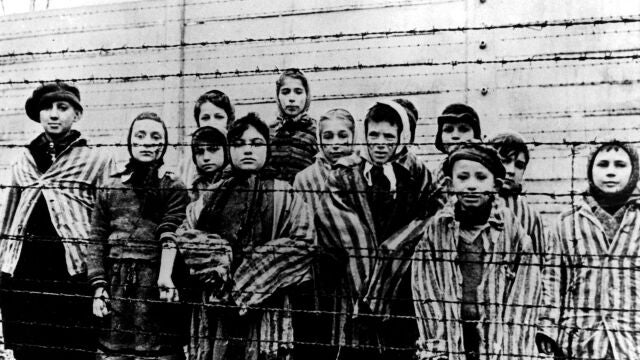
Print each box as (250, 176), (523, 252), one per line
(132, 119), (164, 131)
(452, 159), (491, 172)
(281, 77), (305, 88)
(320, 118), (353, 131)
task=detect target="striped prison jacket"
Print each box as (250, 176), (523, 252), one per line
(0, 136), (115, 276)
(412, 200), (541, 360)
(314, 151), (433, 345)
(538, 195), (640, 359)
(166, 177), (316, 360)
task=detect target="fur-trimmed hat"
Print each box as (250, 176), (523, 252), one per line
(25, 82), (83, 122)
(435, 103), (481, 153)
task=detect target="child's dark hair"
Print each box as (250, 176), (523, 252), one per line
(191, 126), (228, 167)
(193, 89), (235, 127)
(364, 103), (403, 136)
(276, 68), (309, 94)
(227, 112), (270, 145)
(488, 132), (530, 166)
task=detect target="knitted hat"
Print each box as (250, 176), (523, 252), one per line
(127, 112), (168, 161)
(444, 143), (505, 180)
(25, 82), (83, 122)
(435, 103), (481, 153)
(191, 126), (229, 167)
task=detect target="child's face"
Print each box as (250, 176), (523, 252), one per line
(592, 146), (632, 194)
(366, 120), (399, 166)
(198, 102), (228, 129)
(130, 119), (165, 163)
(441, 121), (475, 152)
(278, 78), (307, 117)
(500, 151), (527, 190)
(320, 118), (354, 163)
(194, 144), (225, 174)
(451, 159), (496, 209)
(39, 101), (80, 137)
(230, 125), (267, 172)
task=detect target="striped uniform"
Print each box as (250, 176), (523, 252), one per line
(314, 151), (433, 348)
(268, 115), (318, 184)
(412, 200), (541, 360)
(0, 138), (114, 276)
(539, 196), (640, 359)
(169, 177), (316, 360)
(500, 194), (547, 357)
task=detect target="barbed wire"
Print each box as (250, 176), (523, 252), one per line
(1, 14), (638, 59)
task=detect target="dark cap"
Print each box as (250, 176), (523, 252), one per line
(25, 82), (83, 122)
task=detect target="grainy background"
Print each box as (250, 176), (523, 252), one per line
(1, 0), (640, 223)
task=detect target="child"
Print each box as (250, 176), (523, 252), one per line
(488, 132), (547, 356)
(165, 113), (315, 360)
(0, 82), (115, 360)
(412, 143), (540, 360)
(180, 89), (235, 190)
(315, 101), (433, 359)
(538, 141), (640, 359)
(432, 103), (483, 209)
(190, 126), (229, 200)
(87, 112), (190, 360)
(268, 68), (318, 184)
(293, 108), (356, 359)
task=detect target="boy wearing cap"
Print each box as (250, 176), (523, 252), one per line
(316, 101), (433, 359)
(412, 143), (540, 360)
(0, 82), (115, 360)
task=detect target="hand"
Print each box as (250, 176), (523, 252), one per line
(158, 275), (179, 302)
(536, 333), (559, 355)
(93, 287), (110, 318)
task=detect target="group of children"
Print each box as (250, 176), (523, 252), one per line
(0, 69), (639, 360)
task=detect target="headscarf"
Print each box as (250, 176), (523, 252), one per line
(361, 100), (412, 197)
(587, 141), (640, 214)
(191, 126), (229, 171)
(275, 68), (311, 122)
(124, 112), (168, 206)
(316, 108), (356, 163)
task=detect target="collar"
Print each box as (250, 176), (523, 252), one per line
(360, 100), (412, 164)
(440, 198), (505, 230)
(115, 164), (171, 183)
(363, 161), (398, 198)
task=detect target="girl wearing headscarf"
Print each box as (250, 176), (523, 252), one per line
(315, 101), (433, 359)
(164, 113), (315, 360)
(190, 126), (229, 201)
(293, 108), (357, 359)
(87, 112), (190, 360)
(538, 141), (640, 359)
(180, 89), (235, 192)
(268, 68), (318, 184)
(412, 143), (540, 360)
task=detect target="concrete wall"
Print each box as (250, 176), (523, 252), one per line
(1, 0), (640, 220)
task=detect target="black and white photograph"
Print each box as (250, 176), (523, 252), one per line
(0, 0), (639, 359)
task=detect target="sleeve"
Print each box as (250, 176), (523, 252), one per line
(537, 219), (568, 342)
(411, 224), (449, 360)
(0, 162), (22, 240)
(232, 182), (316, 309)
(157, 177), (190, 242)
(314, 166), (376, 297)
(86, 186), (111, 289)
(364, 218), (426, 315)
(501, 216), (542, 358)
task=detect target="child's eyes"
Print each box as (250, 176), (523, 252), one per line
(456, 174), (469, 180)
(214, 113), (226, 119)
(442, 125), (454, 133)
(294, 89), (305, 95)
(458, 125), (472, 133)
(280, 89), (291, 95)
(476, 174), (488, 180)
